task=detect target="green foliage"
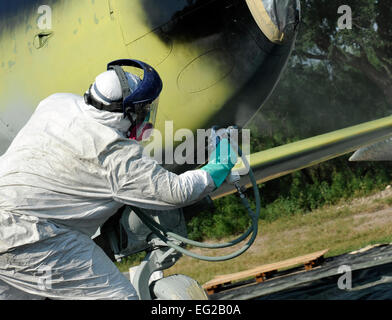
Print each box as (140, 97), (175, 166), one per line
(115, 251), (147, 272)
(248, 60), (389, 144)
(296, 0), (392, 104)
(187, 195), (250, 241)
(187, 156), (392, 241)
(259, 157), (392, 222)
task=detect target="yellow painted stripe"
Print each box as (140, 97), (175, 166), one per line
(245, 0), (284, 44)
(236, 115), (392, 172)
(213, 115), (392, 199)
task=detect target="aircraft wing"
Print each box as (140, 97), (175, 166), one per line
(211, 115), (392, 199)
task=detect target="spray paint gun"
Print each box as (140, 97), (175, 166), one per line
(209, 126), (241, 187)
(131, 127), (260, 263)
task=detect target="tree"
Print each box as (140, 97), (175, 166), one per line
(296, 0), (392, 104)
(248, 0), (391, 148)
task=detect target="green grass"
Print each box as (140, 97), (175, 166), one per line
(187, 156), (392, 242)
(116, 252), (147, 273)
(164, 194), (392, 285)
(115, 190), (392, 284)
(114, 154), (392, 282)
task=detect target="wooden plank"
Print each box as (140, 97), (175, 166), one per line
(203, 249), (328, 293)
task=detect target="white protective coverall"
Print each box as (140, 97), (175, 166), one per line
(0, 93), (216, 300)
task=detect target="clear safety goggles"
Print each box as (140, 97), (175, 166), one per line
(130, 98), (159, 141)
(136, 98), (159, 127)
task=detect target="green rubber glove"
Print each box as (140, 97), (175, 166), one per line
(201, 138), (238, 188)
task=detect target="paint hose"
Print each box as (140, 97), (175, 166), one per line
(132, 140), (261, 262)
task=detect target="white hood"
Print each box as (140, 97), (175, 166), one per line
(80, 99), (131, 136)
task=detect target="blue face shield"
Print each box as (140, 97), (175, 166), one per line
(106, 59), (163, 140)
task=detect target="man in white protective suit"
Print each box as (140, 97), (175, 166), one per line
(0, 60), (237, 300)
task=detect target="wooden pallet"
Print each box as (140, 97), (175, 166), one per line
(203, 249), (329, 295)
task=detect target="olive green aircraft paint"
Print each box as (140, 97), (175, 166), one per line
(0, 0), (127, 148)
(0, 0), (299, 156)
(0, 0), (236, 150)
(0, 1), (268, 150)
(113, 0), (235, 134)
